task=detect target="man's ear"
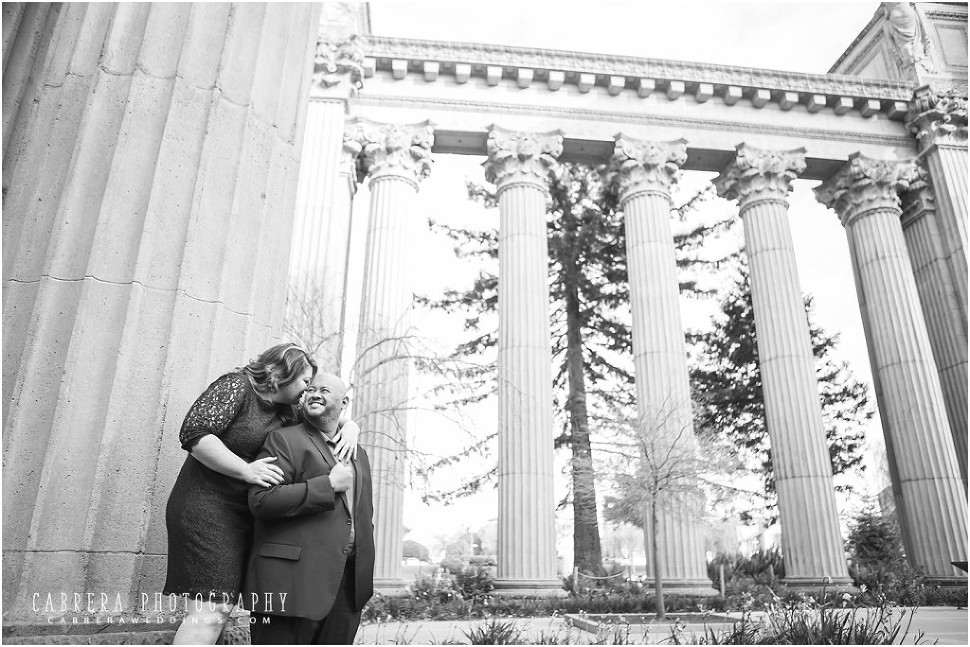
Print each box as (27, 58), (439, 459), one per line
(341, 396), (349, 410)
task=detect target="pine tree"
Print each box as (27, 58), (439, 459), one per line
(420, 163), (729, 575)
(689, 263), (872, 524)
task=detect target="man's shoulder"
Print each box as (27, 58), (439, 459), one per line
(264, 422), (311, 446)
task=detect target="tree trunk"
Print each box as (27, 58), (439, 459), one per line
(562, 203), (604, 577)
(652, 496), (666, 619)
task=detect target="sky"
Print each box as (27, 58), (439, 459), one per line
(342, 1), (891, 560)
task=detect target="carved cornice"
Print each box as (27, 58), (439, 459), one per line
(900, 162), (935, 229)
(350, 119), (434, 185)
(605, 136), (686, 202)
(313, 35), (365, 98)
(906, 85), (969, 151)
(483, 127), (563, 191)
(814, 153), (919, 227)
(361, 35), (915, 118)
(714, 144), (806, 210)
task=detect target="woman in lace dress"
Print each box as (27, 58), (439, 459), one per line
(164, 343), (359, 644)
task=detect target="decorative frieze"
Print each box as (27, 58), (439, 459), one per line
(605, 136), (687, 201)
(353, 119), (434, 185)
(483, 127), (563, 190)
(714, 144), (806, 209)
(814, 153), (918, 226)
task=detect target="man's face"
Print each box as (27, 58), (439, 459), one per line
(302, 373), (348, 423)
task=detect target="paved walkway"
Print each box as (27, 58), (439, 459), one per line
(355, 607), (968, 645)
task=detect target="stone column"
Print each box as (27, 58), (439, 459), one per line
(285, 34), (363, 372)
(715, 143), (852, 589)
(353, 119), (433, 592)
(1, 3), (321, 619)
(485, 127), (563, 595)
(606, 135), (712, 594)
(908, 86), (968, 328)
(906, 87), (968, 489)
(816, 153), (967, 583)
(900, 165), (968, 490)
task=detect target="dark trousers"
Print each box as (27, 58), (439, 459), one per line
(250, 558), (361, 645)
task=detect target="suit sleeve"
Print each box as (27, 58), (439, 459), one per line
(248, 431), (338, 520)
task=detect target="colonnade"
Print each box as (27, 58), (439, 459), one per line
(291, 81), (967, 592)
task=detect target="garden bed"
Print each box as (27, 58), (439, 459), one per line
(564, 611), (736, 633)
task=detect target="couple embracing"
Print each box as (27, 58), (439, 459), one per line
(163, 344), (375, 645)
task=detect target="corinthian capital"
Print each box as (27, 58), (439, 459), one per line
(483, 127), (563, 191)
(907, 85), (968, 151)
(352, 120), (434, 185)
(340, 121), (364, 193)
(814, 153), (918, 227)
(312, 35), (365, 98)
(605, 136), (687, 202)
(714, 144), (806, 210)
(900, 162), (935, 228)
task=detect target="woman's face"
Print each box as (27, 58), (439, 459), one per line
(274, 365), (313, 404)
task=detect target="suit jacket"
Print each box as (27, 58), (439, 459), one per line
(241, 423), (375, 621)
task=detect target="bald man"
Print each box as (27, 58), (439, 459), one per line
(242, 373), (374, 645)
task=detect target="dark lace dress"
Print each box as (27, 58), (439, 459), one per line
(163, 372), (294, 600)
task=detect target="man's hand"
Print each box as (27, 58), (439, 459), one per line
(329, 463), (353, 492)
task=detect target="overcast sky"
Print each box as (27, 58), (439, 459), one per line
(348, 1), (889, 556)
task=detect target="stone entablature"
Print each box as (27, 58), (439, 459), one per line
(361, 36), (915, 120)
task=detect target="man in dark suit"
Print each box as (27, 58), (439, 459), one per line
(242, 372), (374, 645)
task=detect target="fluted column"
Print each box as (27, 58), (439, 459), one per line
(908, 86), (968, 329)
(816, 153), (967, 583)
(285, 35), (363, 371)
(353, 119), (433, 592)
(485, 127), (563, 594)
(900, 166), (968, 490)
(606, 136), (712, 594)
(1, 3), (321, 619)
(715, 144), (852, 588)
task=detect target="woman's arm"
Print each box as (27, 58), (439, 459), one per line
(191, 435), (283, 487)
(332, 417), (360, 462)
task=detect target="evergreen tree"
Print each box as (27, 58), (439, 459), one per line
(689, 263), (872, 524)
(420, 163), (729, 575)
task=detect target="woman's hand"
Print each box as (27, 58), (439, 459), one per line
(241, 456), (284, 488)
(332, 419), (360, 462)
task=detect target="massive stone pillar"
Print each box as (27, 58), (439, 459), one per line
(900, 165), (968, 490)
(286, 34), (363, 372)
(905, 87), (968, 489)
(353, 119), (433, 592)
(606, 136), (711, 594)
(1, 3), (321, 619)
(816, 153), (967, 584)
(715, 144), (852, 589)
(485, 127), (563, 595)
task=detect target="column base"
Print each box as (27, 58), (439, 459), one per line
(782, 577), (857, 594)
(373, 579), (410, 597)
(491, 579), (567, 598)
(643, 579), (717, 597)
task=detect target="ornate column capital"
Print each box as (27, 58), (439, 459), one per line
(341, 121), (363, 195)
(900, 162), (935, 229)
(311, 35), (364, 99)
(906, 85), (969, 152)
(605, 135), (687, 203)
(814, 153), (918, 227)
(714, 144), (806, 211)
(483, 126), (563, 193)
(351, 119), (434, 187)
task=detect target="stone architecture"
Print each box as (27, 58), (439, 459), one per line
(2, 0), (967, 628)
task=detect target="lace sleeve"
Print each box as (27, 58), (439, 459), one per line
(179, 373), (249, 451)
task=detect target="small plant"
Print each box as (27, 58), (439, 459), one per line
(463, 618), (523, 645)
